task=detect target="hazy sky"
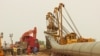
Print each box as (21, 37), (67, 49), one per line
(0, 0), (100, 44)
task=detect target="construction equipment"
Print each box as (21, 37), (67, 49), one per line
(19, 27), (39, 54)
(44, 3), (98, 56)
(0, 32), (4, 56)
(45, 3), (95, 45)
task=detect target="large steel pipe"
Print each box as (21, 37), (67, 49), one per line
(46, 34), (100, 56)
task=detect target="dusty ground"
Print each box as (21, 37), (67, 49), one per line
(6, 49), (51, 56)
(34, 51), (50, 56)
(38, 49), (51, 56)
(6, 45), (51, 56)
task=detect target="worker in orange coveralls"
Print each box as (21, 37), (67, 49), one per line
(27, 46), (31, 55)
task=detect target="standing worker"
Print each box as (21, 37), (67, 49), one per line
(32, 39), (38, 55)
(13, 46), (17, 56)
(27, 45), (31, 55)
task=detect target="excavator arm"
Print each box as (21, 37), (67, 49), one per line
(20, 27), (37, 41)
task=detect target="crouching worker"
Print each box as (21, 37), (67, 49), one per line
(32, 46), (38, 55)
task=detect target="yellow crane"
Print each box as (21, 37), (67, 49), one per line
(45, 3), (95, 45)
(44, 3), (99, 56)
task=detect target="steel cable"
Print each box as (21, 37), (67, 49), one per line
(63, 7), (81, 37)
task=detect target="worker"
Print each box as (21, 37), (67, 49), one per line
(10, 44), (14, 55)
(13, 46), (17, 56)
(3, 46), (7, 55)
(33, 46), (38, 55)
(32, 40), (38, 55)
(27, 46), (31, 55)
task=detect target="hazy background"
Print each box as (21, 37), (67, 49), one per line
(0, 0), (100, 44)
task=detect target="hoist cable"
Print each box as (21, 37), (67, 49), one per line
(63, 7), (81, 37)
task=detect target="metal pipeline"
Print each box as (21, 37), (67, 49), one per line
(45, 34), (100, 56)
